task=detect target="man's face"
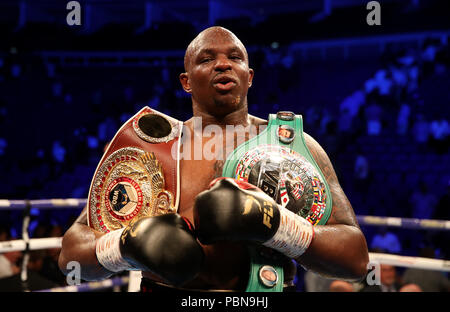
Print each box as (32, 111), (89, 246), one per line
(279, 128), (291, 138)
(380, 264), (396, 286)
(180, 29), (254, 117)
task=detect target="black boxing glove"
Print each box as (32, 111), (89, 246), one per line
(95, 214), (204, 286)
(194, 177), (314, 259)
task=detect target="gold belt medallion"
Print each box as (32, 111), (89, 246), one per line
(88, 147), (176, 232)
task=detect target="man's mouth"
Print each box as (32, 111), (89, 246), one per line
(212, 76), (237, 92)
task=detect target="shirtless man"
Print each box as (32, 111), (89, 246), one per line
(58, 26), (369, 291)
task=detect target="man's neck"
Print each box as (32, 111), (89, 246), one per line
(191, 104), (250, 129)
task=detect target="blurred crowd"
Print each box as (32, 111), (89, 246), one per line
(0, 33), (449, 291)
(305, 246), (450, 292)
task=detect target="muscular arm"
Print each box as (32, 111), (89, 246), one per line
(296, 133), (369, 282)
(58, 207), (113, 281)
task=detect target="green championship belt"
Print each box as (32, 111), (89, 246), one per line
(222, 111), (332, 292)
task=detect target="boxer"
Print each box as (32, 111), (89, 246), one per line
(58, 26), (369, 291)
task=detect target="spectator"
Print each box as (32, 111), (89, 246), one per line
(91, 89), (103, 106)
(409, 182), (438, 220)
(0, 98), (7, 124)
(397, 50), (416, 67)
(40, 225), (66, 286)
(329, 280), (354, 292)
(120, 112), (132, 124)
(390, 65), (408, 91)
(430, 118), (449, 141)
(45, 62), (56, 78)
(399, 283), (422, 292)
(422, 43), (437, 63)
(305, 105), (322, 136)
(364, 99), (383, 136)
(64, 93), (73, 106)
(364, 77), (378, 94)
(304, 270), (334, 292)
(267, 93), (280, 112)
(0, 137), (7, 156)
(0, 227), (21, 279)
(123, 85), (135, 104)
(97, 116), (118, 143)
(374, 69), (393, 97)
(0, 226), (8, 241)
(52, 140), (66, 164)
(0, 251), (21, 279)
(432, 181), (450, 259)
(32, 223), (50, 239)
(51, 140), (67, 178)
(354, 148), (371, 195)
(319, 108), (333, 135)
(421, 42), (438, 76)
(370, 227), (402, 254)
(52, 80), (63, 98)
(406, 64), (419, 93)
(10, 63), (21, 78)
(0, 250), (58, 291)
(278, 50), (296, 92)
(360, 264), (401, 292)
(87, 135), (99, 150)
(147, 94), (161, 110)
(429, 117), (449, 154)
(340, 90), (365, 120)
(397, 102), (411, 136)
(412, 114), (430, 149)
(402, 248), (450, 292)
(27, 250), (47, 276)
(322, 120), (340, 162)
(338, 108), (354, 136)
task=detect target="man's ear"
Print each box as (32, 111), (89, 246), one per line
(248, 68), (254, 88)
(179, 72), (192, 93)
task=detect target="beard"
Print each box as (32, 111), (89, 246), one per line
(209, 94), (243, 117)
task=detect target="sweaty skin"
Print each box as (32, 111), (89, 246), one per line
(58, 27), (369, 290)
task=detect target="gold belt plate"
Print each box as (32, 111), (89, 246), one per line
(88, 147), (176, 232)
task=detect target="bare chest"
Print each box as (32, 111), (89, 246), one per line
(177, 157), (223, 222)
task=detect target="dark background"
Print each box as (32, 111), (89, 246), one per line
(0, 0), (449, 291)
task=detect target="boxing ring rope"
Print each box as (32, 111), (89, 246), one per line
(0, 198), (87, 210)
(0, 237), (62, 253)
(0, 198), (449, 292)
(357, 215), (450, 231)
(35, 276), (130, 292)
(369, 253), (450, 272)
(2, 198), (449, 230)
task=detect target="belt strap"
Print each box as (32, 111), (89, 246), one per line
(245, 246), (284, 292)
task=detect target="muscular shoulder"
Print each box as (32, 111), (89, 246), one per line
(303, 132), (335, 183)
(248, 114), (268, 127)
(303, 132), (359, 227)
(75, 206), (89, 225)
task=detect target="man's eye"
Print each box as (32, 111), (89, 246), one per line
(201, 58), (212, 63)
(230, 55), (242, 60)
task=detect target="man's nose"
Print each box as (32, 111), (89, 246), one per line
(214, 55), (232, 72)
